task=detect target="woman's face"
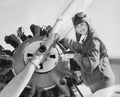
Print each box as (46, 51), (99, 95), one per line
(75, 22), (88, 35)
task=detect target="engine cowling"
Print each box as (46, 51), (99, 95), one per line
(13, 36), (67, 89)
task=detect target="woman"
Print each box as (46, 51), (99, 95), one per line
(59, 12), (115, 97)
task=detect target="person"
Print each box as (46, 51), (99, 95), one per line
(59, 12), (115, 97)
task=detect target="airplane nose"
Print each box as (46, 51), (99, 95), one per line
(38, 45), (47, 53)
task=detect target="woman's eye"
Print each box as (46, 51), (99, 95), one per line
(80, 23), (84, 26)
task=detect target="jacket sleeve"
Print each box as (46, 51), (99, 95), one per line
(81, 38), (100, 72)
(59, 38), (83, 54)
(59, 38), (74, 49)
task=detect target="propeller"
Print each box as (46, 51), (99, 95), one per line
(0, 0), (92, 97)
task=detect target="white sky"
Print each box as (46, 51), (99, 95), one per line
(0, 0), (120, 58)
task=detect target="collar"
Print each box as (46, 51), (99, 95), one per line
(79, 34), (87, 44)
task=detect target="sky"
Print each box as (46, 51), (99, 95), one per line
(0, 0), (120, 58)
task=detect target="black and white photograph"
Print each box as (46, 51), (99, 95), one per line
(0, 0), (120, 97)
